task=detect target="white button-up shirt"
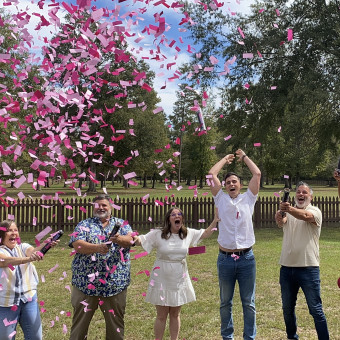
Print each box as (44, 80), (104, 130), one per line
(214, 188), (257, 249)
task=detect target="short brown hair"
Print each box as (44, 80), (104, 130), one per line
(0, 219), (16, 245)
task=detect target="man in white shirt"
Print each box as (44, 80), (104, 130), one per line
(275, 182), (329, 340)
(209, 149), (261, 340)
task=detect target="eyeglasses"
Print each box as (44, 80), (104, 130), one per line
(170, 213), (183, 217)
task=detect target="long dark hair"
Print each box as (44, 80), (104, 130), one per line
(0, 219), (16, 245)
(161, 207), (187, 240)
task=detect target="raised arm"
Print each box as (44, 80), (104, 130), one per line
(208, 154), (235, 196)
(200, 208), (221, 239)
(235, 149), (261, 196)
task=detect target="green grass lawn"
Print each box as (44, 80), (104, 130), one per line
(2, 181), (339, 201)
(13, 227), (340, 340)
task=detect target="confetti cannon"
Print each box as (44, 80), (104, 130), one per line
(107, 221), (121, 248)
(281, 188), (290, 217)
(40, 230), (64, 255)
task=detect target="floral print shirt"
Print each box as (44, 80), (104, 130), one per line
(69, 216), (132, 297)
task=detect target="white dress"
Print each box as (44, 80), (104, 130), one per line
(139, 228), (204, 307)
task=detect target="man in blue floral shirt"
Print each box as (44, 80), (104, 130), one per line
(69, 194), (135, 340)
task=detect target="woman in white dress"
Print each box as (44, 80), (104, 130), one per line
(134, 207), (219, 340)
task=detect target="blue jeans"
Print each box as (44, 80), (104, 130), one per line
(280, 266), (329, 340)
(217, 249), (256, 340)
(0, 294), (42, 340)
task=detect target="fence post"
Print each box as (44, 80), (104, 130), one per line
(253, 199), (261, 228)
(127, 198), (134, 225)
(192, 199), (198, 228)
(57, 200), (63, 231)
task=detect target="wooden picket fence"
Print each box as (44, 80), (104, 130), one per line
(0, 196), (339, 232)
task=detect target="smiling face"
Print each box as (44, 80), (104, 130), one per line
(93, 199), (112, 222)
(295, 185), (313, 209)
(3, 223), (19, 250)
(169, 209), (183, 234)
(225, 175), (242, 198)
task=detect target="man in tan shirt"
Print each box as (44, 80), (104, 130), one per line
(275, 182), (329, 340)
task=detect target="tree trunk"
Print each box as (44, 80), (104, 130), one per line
(152, 173), (156, 189)
(143, 175), (147, 188)
(87, 160), (97, 193)
(199, 176), (204, 188)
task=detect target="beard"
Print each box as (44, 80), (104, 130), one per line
(94, 210), (111, 220)
(295, 197), (312, 209)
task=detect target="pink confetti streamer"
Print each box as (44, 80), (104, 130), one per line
(287, 29), (293, 41)
(48, 264), (59, 274)
(134, 251), (148, 259)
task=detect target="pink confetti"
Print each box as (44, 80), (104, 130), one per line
(134, 251), (148, 259)
(188, 246), (206, 255)
(48, 264), (59, 274)
(253, 143), (261, 147)
(238, 27), (245, 39)
(287, 28), (293, 41)
(123, 172), (136, 180)
(35, 227), (52, 242)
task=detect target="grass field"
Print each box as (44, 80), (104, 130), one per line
(13, 226), (340, 340)
(2, 181), (339, 201)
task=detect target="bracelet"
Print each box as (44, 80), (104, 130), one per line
(241, 154), (247, 161)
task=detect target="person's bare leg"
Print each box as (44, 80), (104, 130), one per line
(169, 306), (181, 340)
(154, 305), (169, 340)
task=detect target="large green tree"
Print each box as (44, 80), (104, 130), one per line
(182, 0), (340, 183)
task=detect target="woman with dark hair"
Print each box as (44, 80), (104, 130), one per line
(0, 219), (59, 340)
(134, 207), (219, 340)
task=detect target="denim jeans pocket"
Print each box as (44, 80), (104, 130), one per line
(244, 249), (255, 261)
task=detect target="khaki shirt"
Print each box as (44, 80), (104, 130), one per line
(279, 204), (322, 267)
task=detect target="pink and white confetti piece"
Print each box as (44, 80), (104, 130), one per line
(48, 264), (59, 274)
(224, 135), (232, 141)
(253, 143), (261, 147)
(35, 227), (52, 242)
(123, 172), (136, 180)
(3, 318), (17, 326)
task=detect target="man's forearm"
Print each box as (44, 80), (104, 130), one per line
(209, 156), (230, 176)
(72, 240), (103, 254)
(244, 155), (261, 176)
(288, 206), (316, 224)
